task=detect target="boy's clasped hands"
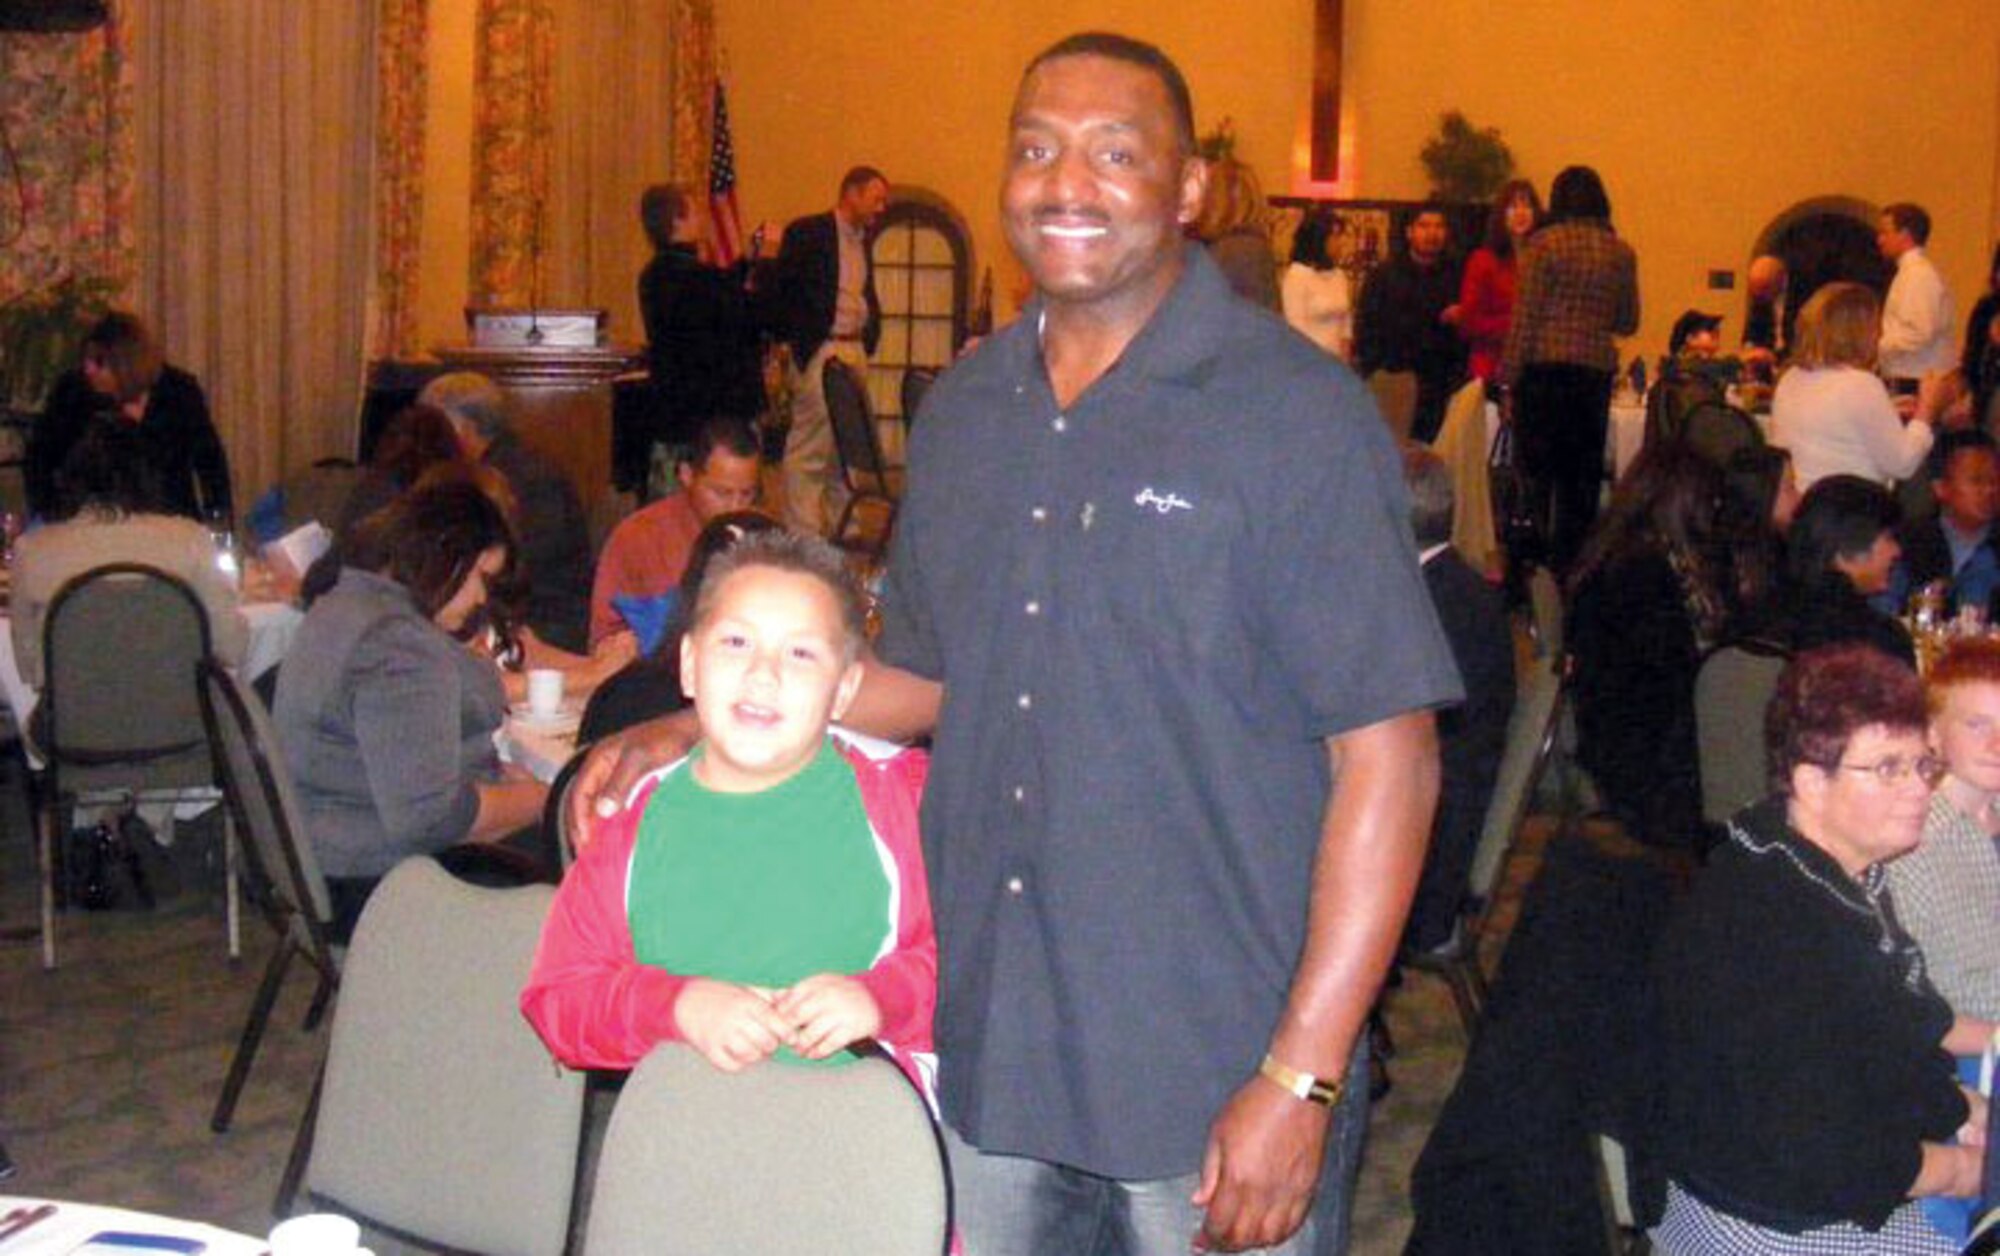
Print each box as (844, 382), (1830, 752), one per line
(674, 974), (882, 1071)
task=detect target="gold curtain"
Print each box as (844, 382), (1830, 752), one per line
(545, 0), (706, 343)
(469, 0), (552, 307)
(469, 0), (714, 333)
(133, 1), (376, 499)
(0, 4), (136, 400)
(372, 0), (428, 360)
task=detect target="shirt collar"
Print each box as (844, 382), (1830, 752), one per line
(1016, 243), (1237, 397)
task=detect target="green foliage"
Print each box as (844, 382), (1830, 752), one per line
(1419, 110), (1515, 203)
(0, 274), (117, 411)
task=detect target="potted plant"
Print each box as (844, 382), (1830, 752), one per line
(1419, 111), (1515, 204)
(0, 274), (118, 413)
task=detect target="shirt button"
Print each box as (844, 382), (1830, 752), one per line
(1017, 692), (1033, 710)
(1006, 876), (1025, 895)
(1052, 416), (1068, 433)
(1025, 600), (1041, 616)
(1012, 785), (1025, 802)
(1031, 506), (1048, 523)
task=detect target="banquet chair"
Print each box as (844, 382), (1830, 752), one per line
(287, 857), (582, 1256)
(538, 748), (590, 872)
(1527, 564), (1565, 661)
(1433, 378), (1499, 575)
(900, 365), (938, 433)
(823, 357), (903, 559)
(1406, 653), (1564, 1033)
(1676, 401), (1763, 471)
(1366, 370), (1419, 442)
(198, 660), (341, 1134)
(584, 1043), (947, 1256)
(35, 563), (238, 970)
(1695, 639), (1789, 829)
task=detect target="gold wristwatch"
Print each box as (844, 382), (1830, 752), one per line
(1258, 1053), (1343, 1107)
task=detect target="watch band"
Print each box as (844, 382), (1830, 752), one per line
(1259, 1053), (1343, 1107)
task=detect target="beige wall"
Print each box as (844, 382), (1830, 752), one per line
(712, 0), (2000, 356)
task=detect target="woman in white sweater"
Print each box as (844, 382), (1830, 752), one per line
(1771, 281), (1949, 490)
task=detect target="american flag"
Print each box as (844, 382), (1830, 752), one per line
(709, 81), (745, 267)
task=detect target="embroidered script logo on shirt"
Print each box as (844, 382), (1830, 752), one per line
(1134, 487), (1193, 515)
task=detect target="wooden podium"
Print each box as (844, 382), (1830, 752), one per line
(431, 342), (641, 511)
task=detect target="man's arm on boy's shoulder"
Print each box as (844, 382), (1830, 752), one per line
(519, 816), (689, 1070)
(569, 656), (944, 847)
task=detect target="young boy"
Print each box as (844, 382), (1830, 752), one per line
(520, 530), (934, 1083)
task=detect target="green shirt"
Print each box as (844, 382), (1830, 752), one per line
(628, 738), (889, 1063)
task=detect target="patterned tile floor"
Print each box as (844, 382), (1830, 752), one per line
(0, 749), (1543, 1254)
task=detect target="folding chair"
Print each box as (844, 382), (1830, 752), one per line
(35, 562), (236, 970)
(286, 857), (582, 1256)
(585, 1043), (947, 1256)
(823, 358), (903, 558)
(198, 660), (341, 1133)
(1695, 640), (1789, 829)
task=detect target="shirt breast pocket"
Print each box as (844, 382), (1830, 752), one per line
(1072, 480), (1241, 667)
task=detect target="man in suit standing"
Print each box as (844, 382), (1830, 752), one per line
(1403, 446), (1515, 954)
(772, 166), (888, 536)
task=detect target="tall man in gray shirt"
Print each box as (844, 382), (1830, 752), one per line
(577, 32), (1457, 1256)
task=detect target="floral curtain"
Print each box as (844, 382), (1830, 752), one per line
(372, 0), (428, 360)
(0, 5), (136, 402)
(470, 0), (554, 308)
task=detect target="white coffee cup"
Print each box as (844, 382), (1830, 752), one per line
(527, 668), (565, 719)
(269, 1214), (361, 1256)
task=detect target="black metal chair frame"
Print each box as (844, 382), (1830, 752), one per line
(822, 358), (902, 559)
(197, 659), (341, 1135)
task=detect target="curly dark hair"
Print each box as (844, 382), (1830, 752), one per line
(1767, 644), (1926, 794)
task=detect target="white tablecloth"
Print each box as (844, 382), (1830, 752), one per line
(0, 601), (303, 771)
(0, 1197), (265, 1256)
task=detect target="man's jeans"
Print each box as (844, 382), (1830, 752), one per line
(942, 1036), (1369, 1256)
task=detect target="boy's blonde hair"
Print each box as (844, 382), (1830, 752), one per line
(689, 529), (868, 662)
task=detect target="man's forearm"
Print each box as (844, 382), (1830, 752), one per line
(1266, 711), (1439, 1080)
(843, 655), (944, 743)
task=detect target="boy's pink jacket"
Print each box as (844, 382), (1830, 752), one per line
(519, 736), (937, 1083)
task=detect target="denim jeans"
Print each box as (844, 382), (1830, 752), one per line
(943, 1037), (1369, 1256)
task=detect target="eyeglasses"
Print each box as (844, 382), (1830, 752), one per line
(1834, 755), (1948, 788)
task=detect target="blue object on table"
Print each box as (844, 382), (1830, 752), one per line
(611, 591), (680, 657)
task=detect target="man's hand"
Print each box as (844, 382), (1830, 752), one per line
(565, 712), (700, 851)
(1189, 1077), (1331, 1252)
(674, 978), (793, 1072)
(773, 974), (882, 1060)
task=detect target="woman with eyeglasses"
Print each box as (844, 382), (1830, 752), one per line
(1651, 645), (1991, 1254)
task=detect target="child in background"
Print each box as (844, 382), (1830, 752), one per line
(520, 530), (934, 1083)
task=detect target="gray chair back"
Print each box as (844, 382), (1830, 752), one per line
(1696, 642), (1788, 826)
(43, 562), (215, 792)
(306, 858), (581, 1256)
(585, 1043), (947, 1256)
(1527, 564), (1565, 661)
(900, 366), (938, 431)
(199, 659), (334, 937)
(1468, 657), (1563, 906)
(198, 659), (340, 1133)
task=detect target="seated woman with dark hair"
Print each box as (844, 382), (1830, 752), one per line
(10, 424), (247, 700)
(28, 311), (233, 524)
(1785, 475), (1917, 668)
(334, 402), (466, 538)
(275, 473), (548, 940)
(1652, 644), (1989, 1253)
(1567, 442), (1771, 850)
